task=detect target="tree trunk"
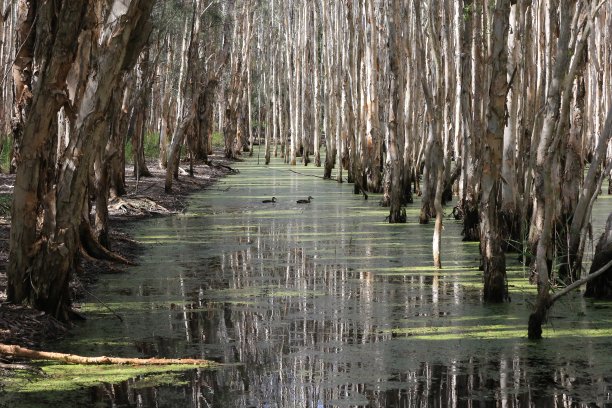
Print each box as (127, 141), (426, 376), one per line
(8, 0), (88, 318)
(194, 80), (219, 162)
(529, 1), (576, 339)
(480, 0), (510, 303)
(385, 0), (405, 223)
(8, 0), (154, 320)
(461, 0), (482, 242)
(165, 114), (195, 193)
(0, 343), (217, 366)
(585, 213), (612, 299)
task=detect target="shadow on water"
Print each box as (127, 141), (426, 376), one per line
(11, 158), (611, 407)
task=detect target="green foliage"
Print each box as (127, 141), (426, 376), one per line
(211, 131), (224, 148)
(0, 135), (12, 173)
(143, 132), (160, 158)
(0, 194), (11, 217)
(463, 4), (474, 21)
(125, 132), (160, 164)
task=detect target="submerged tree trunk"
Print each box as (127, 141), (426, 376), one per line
(529, 1), (577, 339)
(385, 0), (405, 224)
(480, 0), (509, 303)
(460, 0), (482, 242)
(0, 344), (217, 366)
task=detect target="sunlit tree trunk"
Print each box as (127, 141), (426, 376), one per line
(529, 1), (577, 339)
(461, 0), (482, 242)
(480, 0), (510, 303)
(8, 0), (154, 320)
(312, 0), (321, 167)
(9, 0), (36, 174)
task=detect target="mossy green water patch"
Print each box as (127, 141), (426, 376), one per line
(267, 289), (325, 298)
(48, 155), (612, 406)
(204, 286), (325, 300)
(387, 319), (612, 341)
(4, 363), (202, 393)
(130, 372), (188, 389)
(0, 363), (212, 408)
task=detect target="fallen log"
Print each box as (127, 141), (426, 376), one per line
(0, 344), (218, 366)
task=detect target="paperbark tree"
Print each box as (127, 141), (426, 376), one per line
(8, 0), (154, 320)
(384, 0), (405, 223)
(529, 1), (578, 339)
(480, 0), (510, 302)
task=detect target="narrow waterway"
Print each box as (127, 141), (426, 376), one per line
(52, 159), (612, 406)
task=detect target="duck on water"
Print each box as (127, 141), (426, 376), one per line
(296, 196), (313, 204)
(262, 197), (277, 203)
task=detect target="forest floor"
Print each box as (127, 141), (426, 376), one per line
(0, 151), (235, 349)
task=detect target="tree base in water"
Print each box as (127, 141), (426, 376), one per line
(528, 312), (543, 340)
(584, 244), (612, 299)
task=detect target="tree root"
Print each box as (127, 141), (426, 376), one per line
(109, 196), (171, 216)
(80, 223), (136, 266)
(0, 344), (218, 366)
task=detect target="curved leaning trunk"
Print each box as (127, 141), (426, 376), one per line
(165, 113), (195, 193)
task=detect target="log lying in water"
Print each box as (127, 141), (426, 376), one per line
(0, 344), (217, 366)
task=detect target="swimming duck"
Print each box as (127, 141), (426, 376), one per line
(262, 197), (277, 203)
(296, 196), (313, 204)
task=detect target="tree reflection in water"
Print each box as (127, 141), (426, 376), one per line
(88, 239), (610, 407)
(60, 164), (612, 407)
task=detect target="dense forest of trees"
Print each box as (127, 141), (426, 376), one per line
(1, 0), (612, 338)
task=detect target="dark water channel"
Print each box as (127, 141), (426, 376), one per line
(52, 160), (612, 407)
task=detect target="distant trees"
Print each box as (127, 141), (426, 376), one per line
(244, 0), (612, 337)
(3, 0), (612, 336)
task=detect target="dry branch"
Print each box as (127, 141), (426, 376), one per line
(550, 259), (612, 304)
(0, 344), (218, 366)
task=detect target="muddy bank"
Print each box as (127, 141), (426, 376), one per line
(0, 153), (234, 349)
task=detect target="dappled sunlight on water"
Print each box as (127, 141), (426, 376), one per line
(46, 158), (612, 407)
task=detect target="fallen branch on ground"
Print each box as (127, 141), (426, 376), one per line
(0, 344), (218, 366)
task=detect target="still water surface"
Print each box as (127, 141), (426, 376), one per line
(57, 159), (612, 407)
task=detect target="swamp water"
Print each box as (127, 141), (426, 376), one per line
(4, 158), (612, 407)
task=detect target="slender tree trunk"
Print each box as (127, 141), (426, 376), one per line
(529, 1), (576, 339)
(480, 0), (510, 303)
